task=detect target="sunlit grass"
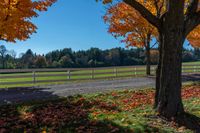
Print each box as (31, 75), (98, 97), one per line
(1, 85), (199, 132)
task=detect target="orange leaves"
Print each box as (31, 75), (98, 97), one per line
(0, 0), (56, 43)
(182, 85), (200, 99)
(187, 25), (200, 47)
(104, 2), (157, 48)
(119, 85), (200, 111)
(121, 90), (154, 110)
(34, 0), (56, 11)
(103, 0), (200, 48)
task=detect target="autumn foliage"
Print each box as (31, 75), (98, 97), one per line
(104, 1), (200, 48)
(0, 0), (56, 43)
(104, 2), (157, 48)
(188, 25), (200, 47)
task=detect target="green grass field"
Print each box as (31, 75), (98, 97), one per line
(183, 61), (200, 65)
(0, 61), (200, 88)
(0, 84), (199, 132)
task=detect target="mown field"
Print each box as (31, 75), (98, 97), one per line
(183, 61), (200, 65)
(0, 61), (200, 88)
(0, 84), (199, 132)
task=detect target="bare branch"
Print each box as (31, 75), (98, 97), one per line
(151, 41), (158, 49)
(123, 0), (161, 29)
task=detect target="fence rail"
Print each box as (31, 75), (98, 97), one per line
(0, 65), (199, 87)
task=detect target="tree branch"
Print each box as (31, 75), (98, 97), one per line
(185, 11), (200, 36)
(185, 0), (199, 17)
(123, 0), (161, 29)
(151, 41), (158, 49)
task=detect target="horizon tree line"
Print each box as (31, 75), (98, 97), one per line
(0, 45), (199, 71)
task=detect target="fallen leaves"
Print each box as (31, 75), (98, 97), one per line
(121, 90), (154, 111)
(0, 85), (199, 132)
(182, 86), (200, 99)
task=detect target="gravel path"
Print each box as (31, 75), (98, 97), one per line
(42, 77), (155, 97)
(0, 74), (199, 106)
(0, 77), (154, 105)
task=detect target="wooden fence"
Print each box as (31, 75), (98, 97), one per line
(0, 64), (199, 86)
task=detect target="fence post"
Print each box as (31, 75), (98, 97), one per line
(152, 66), (154, 75)
(154, 66), (156, 75)
(68, 70), (71, 80)
(91, 69), (94, 79)
(0, 74), (1, 86)
(32, 71), (36, 84)
(134, 67), (137, 76)
(194, 66), (197, 73)
(114, 68), (117, 77)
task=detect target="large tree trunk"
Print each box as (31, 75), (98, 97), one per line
(157, 32), (184, 118)
(156, 1), (185, 118)
(145, 34), (151, 76)
(154, 33), (162, 109)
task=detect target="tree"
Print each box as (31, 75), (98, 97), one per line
(0, 45), (7, 68)
(0, 0), (56, 43)
(106, 48), (122, 66)
(187, 25), (200, 47)
(104, 2), (159, 75)
(9, 50), (17, 60)
(21, 49), (35, 68)
(59, 55), (74, 68)
(150, 49), (159, 64)
(194, 47), (200, 59)
(35, 55), (47, 68)
(182, 50), (195, 62)
(101, 0), (200, 121)
(6, 49), (17, 68)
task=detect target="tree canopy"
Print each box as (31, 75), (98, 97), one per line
(103, 0), (200, 48)
(0, 0), (56, 43)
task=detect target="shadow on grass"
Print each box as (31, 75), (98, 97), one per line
(0, 95), (134, 133)
(0, 87), (58, 105)
(0, 85), (199, 132)
(175, 112), (200, 132)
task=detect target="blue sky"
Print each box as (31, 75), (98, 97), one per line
(4, 0), (123, 56)
(3, 0), (192, 56)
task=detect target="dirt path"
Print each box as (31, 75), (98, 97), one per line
(0, 77), (154, 105)
(41, 77), (155, 96)
(0, 74), (199, 106)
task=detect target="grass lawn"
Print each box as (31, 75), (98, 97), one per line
(0, 84), (199, 132)
(183, 61), (200, 65)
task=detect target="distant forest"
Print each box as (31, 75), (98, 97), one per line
(0, 45), (200, 69)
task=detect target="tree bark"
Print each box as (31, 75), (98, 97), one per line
(145, 34), (151, 76)
(157, 1), (185, 117)
(154, 33), (162, 109)
(157, 33), (184, 118)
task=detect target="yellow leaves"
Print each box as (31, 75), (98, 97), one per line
(0, 0), (56, 43)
